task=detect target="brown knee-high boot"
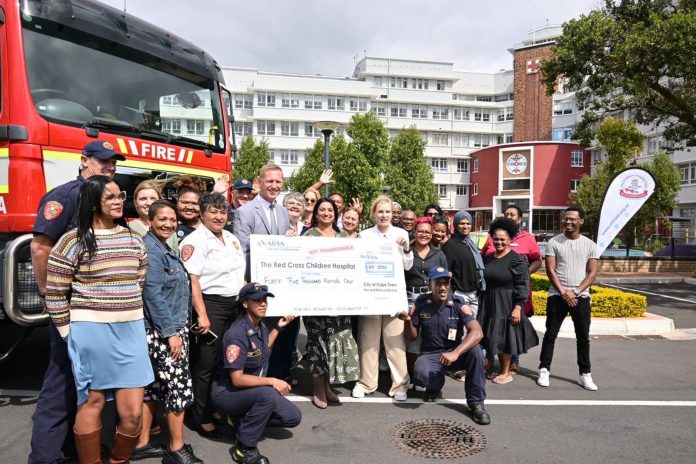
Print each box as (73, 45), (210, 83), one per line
(109, 427), (141, 464)
(74, 426), (102, 464)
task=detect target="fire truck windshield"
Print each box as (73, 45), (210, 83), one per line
(22, 18), (226, 152)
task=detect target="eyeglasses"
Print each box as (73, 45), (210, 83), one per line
(416, 230), (432, 236)
(304, 198), (317, 204)
(427, 212), (438, 217)
(102, 191), (126, 203)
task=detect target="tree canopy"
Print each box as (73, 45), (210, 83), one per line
(541, 0), (696, 146)
(233, 136), (270, 181)
(287, 113), (433, 214)
(571, 118), (680, 244)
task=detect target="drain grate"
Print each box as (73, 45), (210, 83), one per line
(391, 418), (486, 459)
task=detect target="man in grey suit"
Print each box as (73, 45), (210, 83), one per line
(234, 163), (296, 380)
(235, 163), (290, 269)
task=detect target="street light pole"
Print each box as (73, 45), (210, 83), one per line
(314, 121), (340, 197)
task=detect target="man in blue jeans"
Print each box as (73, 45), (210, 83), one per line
(537, 206), (599, 391)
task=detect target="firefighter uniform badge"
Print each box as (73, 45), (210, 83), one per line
(43, 201), (64, 220)
(181, 244), (194, 261)
(226, 344), (240, 363)
(103, 141), (114, 150)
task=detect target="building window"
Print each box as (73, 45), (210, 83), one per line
(281, 93), (300, 108)
(162, 95), (180, 106)
(453, 108), (470, 120)
(431, 158), (448, 173)
(372, 103), (386, 117)
(257, 120), (275, 136)
(506, 134), (513, 143)
(328, 96), (345, 111)
(457, 160), (469, 173)
(235, 122), (253, 137)
(186, 120), (205, 135)
(257, 92), (275, 107)
(161, 119), (180, 134)
(280, 121), (299, 137)
(456, 185), (468, 196)
(305, 123), (316, 137)
(570, 179), (581, 191)
(473, 158), (479, 173)
(304, 95), (322, 110)
(678, 164), (694, 185)
(390, 104), (407, 118)
(429, 133), (449, 146)
(350, 97), (367, 112)
(436, 80), (445, 91)
(280, 150), (298, 165)
(373, 76), (383, 87)
(679, 207), (696, 217)
(476, 95), (492, 102)
(432, 106), (449, 120)
(411, 78), (428, 90)
(390, 77), (408, 88)
(234, 94), (253, 109)
(553, 101), (574, 115)
(472, 183), (478, 195)
(411, 105), (427, 118)
(506, 107), (514, 121)
(438, 185), (448, 198)
(571, 150), (584, 167)
(553, 127), (573, 141)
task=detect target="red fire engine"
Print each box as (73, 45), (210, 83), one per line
(0, 0), (234, 359)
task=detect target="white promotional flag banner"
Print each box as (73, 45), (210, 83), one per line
(596, 168), (656, 256)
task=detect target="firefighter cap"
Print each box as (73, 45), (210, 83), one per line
(82, 140), (126, 161)
(233, 178), (253, 190)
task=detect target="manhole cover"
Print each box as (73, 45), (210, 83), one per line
(391, 418), (486, 459)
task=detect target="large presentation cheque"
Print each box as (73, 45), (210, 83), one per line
(250, 235), (408, 316)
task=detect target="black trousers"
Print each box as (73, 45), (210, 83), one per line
(266, 317), (300, 380)
(29, 324), (77, 464)
(188, 293), (236, 426)
(211, 385), (301, 448)
(539, 295), (592, 374)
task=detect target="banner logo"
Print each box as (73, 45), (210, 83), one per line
(619, 174), (650, 199)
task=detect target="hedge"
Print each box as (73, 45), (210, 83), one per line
(530, 274), (647, 318)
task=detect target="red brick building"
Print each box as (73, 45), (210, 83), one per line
(469, 142), (591, 233)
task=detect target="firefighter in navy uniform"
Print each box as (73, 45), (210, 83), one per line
(223, 178), (254, 234)
(29, 140), (125, 464)
(211, 283), (302, 464)
(399, 266), (491, 425)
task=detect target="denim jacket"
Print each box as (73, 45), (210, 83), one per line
(143, 231), (192, 337)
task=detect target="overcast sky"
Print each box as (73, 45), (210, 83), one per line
(101, 0), (600, 76)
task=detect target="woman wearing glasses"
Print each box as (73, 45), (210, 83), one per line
(45, 175), (152, 463)
(211, 283), (301, 464)
(283, 192), (307, 236)
(302, 187), (320, 227)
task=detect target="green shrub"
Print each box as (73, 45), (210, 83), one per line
(532, 287), (647, 318)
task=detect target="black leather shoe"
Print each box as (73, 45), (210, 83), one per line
(470, 404), (491, 425)
(130, 442), (165, 461)
(163, 444), (204, 464)
(196, 426), (222, 439)
(423, 390), (443, 403)
(229, 445), (270, 464)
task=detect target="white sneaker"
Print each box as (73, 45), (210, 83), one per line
(537, 368), (550, 387)
(393, 387), (408, 402)
(578, 373), (598, 391)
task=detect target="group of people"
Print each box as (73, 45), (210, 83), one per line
(28, 140), (600, 464)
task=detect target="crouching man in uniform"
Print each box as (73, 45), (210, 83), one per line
(399, 266), (490, 425)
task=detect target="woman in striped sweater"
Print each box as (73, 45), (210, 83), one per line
(45, 175), (153, 464)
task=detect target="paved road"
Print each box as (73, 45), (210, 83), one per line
(2, 287), (696, 463)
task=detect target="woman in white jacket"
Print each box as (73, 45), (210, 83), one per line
(352, 195), (413, 401)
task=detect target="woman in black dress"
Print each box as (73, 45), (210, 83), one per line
(477, 218), (538, 384)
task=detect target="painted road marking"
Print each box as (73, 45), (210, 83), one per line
(604, 284), (696, 305)
(285, 397), (696, 407)
(3, 389), (695, 407)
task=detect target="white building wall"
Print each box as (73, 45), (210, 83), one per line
(223, 58), (515, 212)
